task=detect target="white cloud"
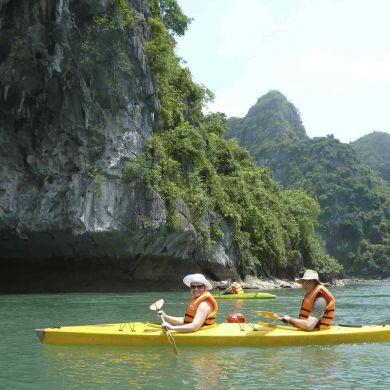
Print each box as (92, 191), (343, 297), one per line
(218, 0), (276, 58)
(177, 0), (390, 141)
(205, 99), (251, 118)
(301, 50), (390, 82)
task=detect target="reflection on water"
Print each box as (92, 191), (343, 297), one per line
(40, 342), (390, 389)
(44, 347), (173, 389)
(1, 283), (390, 389)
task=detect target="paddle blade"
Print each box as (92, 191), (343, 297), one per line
(149, 299), (164, 311)
(256, 311), (281, 320)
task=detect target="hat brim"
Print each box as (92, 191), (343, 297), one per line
(183, 274), (213, 290)
(296, 278), (323, 285)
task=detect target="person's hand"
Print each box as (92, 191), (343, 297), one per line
(157, 310), (165, 318)
(161, 320), (173, 330)
(282, 315), (292, 324)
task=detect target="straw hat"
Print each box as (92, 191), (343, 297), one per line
(183, 274), (213, 290)
(295, 269), (323, 285)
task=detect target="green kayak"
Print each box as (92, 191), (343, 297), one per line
(212, 292), (276, 299)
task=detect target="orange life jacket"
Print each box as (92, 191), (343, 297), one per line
(299, 284), (335, 330)
(184, 291), (218, 326)
(231, 282), (244, 294)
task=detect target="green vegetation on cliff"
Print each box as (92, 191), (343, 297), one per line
(227, 91), (390, 277)
(226, 91), (307, 150)
(351, 131), (390, 184)
(123, 1), (341, 278)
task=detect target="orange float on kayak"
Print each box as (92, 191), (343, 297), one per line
(227, 313), (246, 323)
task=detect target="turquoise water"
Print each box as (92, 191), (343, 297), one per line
(1, 282), (390, 389)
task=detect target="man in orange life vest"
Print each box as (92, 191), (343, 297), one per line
(281, 269), (335, 331)
(158, 273), (218, 333)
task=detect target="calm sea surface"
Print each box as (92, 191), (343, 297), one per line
(1, 281), (390, 389)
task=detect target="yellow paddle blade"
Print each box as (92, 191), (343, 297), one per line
(256, 311), (281, 320)
(149, 299), (164, 311)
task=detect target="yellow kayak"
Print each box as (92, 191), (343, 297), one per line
(213, 292), (276, 299)
(36, 322), (390, 347)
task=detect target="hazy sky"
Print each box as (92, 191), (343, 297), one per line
(175, 0), (390, 143)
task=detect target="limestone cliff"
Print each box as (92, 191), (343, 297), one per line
(0, 0), (242, 292)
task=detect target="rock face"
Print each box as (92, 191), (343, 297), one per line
(0, 0), (243, 292)
(227, 90), (308, 184)
(226, 90), (307, 148)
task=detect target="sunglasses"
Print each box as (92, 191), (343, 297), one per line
(191, 284), (205, 289)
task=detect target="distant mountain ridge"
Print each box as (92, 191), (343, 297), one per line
(351, 131), (390, 184)
(226, 91), (390, 277)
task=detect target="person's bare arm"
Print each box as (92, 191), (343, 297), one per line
(162, 301), (211, 333)
(282, 315), (319, 330)
(282, 296), (326, 330)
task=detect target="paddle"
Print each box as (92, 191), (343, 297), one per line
(220, 286), (232, 295)
(149, 298), (165, 312)
(149, 299), (178, 355)
(256, 311), (290, 323)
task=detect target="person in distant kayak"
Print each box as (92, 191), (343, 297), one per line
(281, 269), (335, 330)
(225, 280), (244, 294)
(158, 273), (218, 333)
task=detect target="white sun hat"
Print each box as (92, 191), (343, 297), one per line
(295, 269), (324, 285)
(183, 273), (213, 290)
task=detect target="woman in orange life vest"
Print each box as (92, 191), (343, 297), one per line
(281, 269), (335, 331)
(158, 273), (218, 333)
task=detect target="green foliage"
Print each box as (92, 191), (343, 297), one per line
(77, 1), (145, 109)
(122, 153), (151, 183)
(203, 112), (229, 137)
(227, 92), (390, 277)
(285, 137), (390, 277)
(351, 131), (390, 184)
(94, 0), (144, 31)
(146, 16), (213, 129)
(149, 0), (191, 35)
(210, 221), (224, 242)
(88, 166), (105, 200)
(226, 90), (308, 154)
(308, 241), (344, 278)
(124, 115), (336, 274)
(114, 42), (133, 74)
